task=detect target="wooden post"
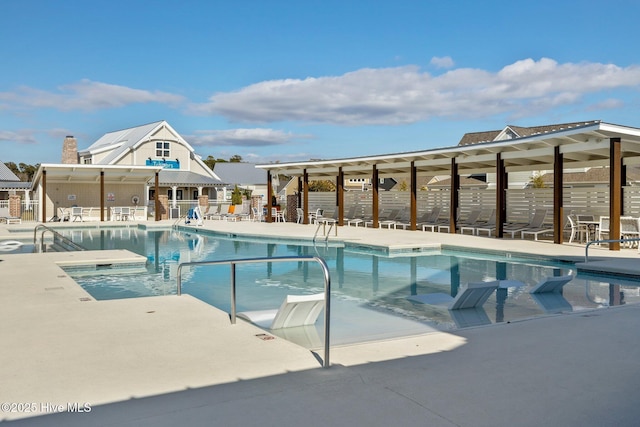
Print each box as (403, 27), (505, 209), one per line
(450, 159), (459, 234)
(372, 165), (379, 228)
(495, 154), (505, 238)
(609, 138), (621, 251)
(337, 167), (344, 226)
(553, 146), (563, 244)
(303, 169), (309, 224)
(410, 161), (417, 231)
(266, 170), (273, 223)
(100, 170), (105, 222)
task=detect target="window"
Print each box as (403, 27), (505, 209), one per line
(156, 141), (170, 157)
(168, 189), (183, 200)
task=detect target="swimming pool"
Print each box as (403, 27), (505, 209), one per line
(60, 227), (640, 346)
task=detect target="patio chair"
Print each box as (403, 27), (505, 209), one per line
(251, 206), (264, 222)
(308, 208), (323, 224)
(420, 207), (448, 232)
(461, 209), (495, 236)
(71, 206), (84, 222)
(598, 216), (609, 241)
(347, 209), (372, 227)
(529, 274), (573, 294)
(236, 293), (325, 330)
(407, 281), (499, 327)
(384, 207), (411, 229)
(566, 215), (589, 243)
(0, 207), (21, 224)
(296, 208), (304, 223)
(503, 209), (547, 238)
(442, 209), (482, 233)
(367, 208), (400, 228)
(620, 216), (640, 248)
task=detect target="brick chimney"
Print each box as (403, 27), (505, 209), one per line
(61, 135), (78, 164)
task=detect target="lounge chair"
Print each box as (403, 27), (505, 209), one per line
(503, 209), (547, 238)
(407, 280), (499, 310)
(0, 207), (21, 224)
(462, 209), (495, 236)
(347, 210), (372, 227)
(384, 207), (411, 229)
(418, 207), (445, 232)
(236, 293), (325, 330)
(367, 208), (400, 228)
(441, 209), (482, 233)
(529, 274), (573, 294)
(407, 281), (499, 328)
(529, 275), (573, 313)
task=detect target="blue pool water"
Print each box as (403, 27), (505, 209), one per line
(60, 227), (640, 346)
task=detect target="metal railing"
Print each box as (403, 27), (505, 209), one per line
(584, 238), (640, 262)
(176, 255), (332, 368)
(32, 224), (86, 252)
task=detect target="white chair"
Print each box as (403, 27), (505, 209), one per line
(620, 216), (640, 248)
(308, 208), (323, 224)
(71, 206), (83, 222)
(237, 293), (325, 330)
(296, 208), (304, 223)
(120, 207), (131, 221)
(598, 216), (610, 241)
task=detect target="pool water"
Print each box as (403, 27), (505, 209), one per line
(61, 227), (640, 346)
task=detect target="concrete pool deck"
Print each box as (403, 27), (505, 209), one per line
(1, 220), (640, 426)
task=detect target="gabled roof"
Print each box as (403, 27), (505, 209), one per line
(458, 120), (600, 146)
(0, 161), (20, 182)
(79, 120), (195, 165)
(213, 163), (267, 186)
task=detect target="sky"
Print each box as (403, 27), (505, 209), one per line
(2, 0), (640, 166)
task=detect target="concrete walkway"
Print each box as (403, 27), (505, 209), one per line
(1, 220), (639, 426)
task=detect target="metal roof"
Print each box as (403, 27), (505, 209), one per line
(0, 161), (21, 181)
(213, 163), (267, 186)
(154, 170), (222, 186)
(256, 121), (640, 178)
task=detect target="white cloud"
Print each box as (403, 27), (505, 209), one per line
(187, 128), (312, 147)
(0, 79), (185, 111)
(0, 130), (37, 145)
(192, 58), (640, 125)
(430, 56), (454, 69)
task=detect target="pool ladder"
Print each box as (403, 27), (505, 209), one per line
(33, 224), (86, 252)
(176, 255), (332, 368)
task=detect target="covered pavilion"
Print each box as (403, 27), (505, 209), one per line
(257, 121), (640, 251)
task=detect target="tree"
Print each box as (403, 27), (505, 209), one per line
(229, 155), (243, 163)
(529, 172), (546, 188)
(308, 180), (336, 192)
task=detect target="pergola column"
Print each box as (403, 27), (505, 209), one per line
(449, 159), (459, 233)
(372, 165), (379, 228)
(553, 146), (563, 244)
(410, 161), (417, 230)
(303, 169), (309, 224)
(337, 167), (344, 226)
(266, 170), (273, 223)
(100, 170), (105, 222)
(154, 172), (160, 221)
(495, 154), (505, 238)
(171, 185), (178, 208)
(41, 169), (47, 222)
(609, 137), (621, 251)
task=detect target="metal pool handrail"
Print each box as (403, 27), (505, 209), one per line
(176, 255), (332, 368)
(584, 238), (640, 262)
(33, 224), (86, 252)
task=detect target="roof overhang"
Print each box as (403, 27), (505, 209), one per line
(256, 122), (640, 178)
(31, 164), (163, 189)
